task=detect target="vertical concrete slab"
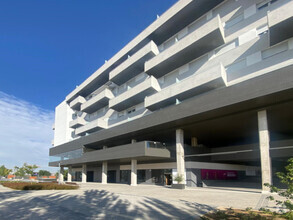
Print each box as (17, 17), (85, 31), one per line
(82, 164), (87, 183)
(67, 166), (72, 182)
(102, 161), (108, 184)
(257, 110), (272, 192)
(176, 129), (186, 184)
(131, 159), (137, 186)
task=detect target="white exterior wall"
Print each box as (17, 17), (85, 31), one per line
(56, 0), (293, 140)
(54, 100), (74, 146)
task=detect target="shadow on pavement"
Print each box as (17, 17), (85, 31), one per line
(0, 189), (213, 219)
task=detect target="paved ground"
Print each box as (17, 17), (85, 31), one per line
(0, 183), (271, 219)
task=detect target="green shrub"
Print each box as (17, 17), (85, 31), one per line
(174, 174), (184, 184)
(264, 158), (293, 218)
(1, 182), (78, 190)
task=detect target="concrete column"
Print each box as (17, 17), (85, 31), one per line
(191, 137), (198, 147)
(67, 166), (72, 182)
(257, 110), (272, 192)
(176, 129), (186, 184)
(131, 159), (137, 186)
(59, 166), (64, 183)
(102, 161), (108, 184)
(82, 164), (87, 183)
(131, 139), (136, 143)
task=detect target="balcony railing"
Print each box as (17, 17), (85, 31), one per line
(109, 41), (159, 85)
(145, 63), (227, 111)
(69, 118), (86, 129)
(75, 118), (107, 136)
(145, 15), (225, 78)
(69, 96), (86, 111)
(109, 76), (161, 112)
(81, 88), (114, 114)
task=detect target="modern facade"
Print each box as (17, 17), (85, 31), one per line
(50, 0), (293, 191)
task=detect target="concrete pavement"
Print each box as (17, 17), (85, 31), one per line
(0, 183), (266, 219)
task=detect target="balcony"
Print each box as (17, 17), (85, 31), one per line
(69, 96), (86, 111)
(109, 76), (161, 112)
(145, 64), (227, 111)
(80, 88), (114, 114)
(145, 15), (225, 78)
(268, 0), (293, 46)
(69, 118), (86, 129)
(49, 141), (170, 166)
(226, 38), (293, 82)
(109, 41), (159, 85)
(75, 118), (107, 136)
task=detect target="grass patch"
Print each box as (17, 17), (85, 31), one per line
(201, 208), (287, 220)
(1, 182), (79, 190)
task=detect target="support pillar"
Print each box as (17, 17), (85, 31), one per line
(131, 159), (137, 186)
(67, 166), (72, 182)
(176, 129), (186, 184)
(59, 166), (64, 183)
(257, 110), (272, 192)
(102, 161), (108, 184)
(131, 139), (136, 143)
(82, 164), (87, 183)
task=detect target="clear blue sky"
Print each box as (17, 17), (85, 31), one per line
(0, 0), (177, 110)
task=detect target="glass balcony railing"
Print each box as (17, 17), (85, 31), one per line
(49, 148), (83, 163)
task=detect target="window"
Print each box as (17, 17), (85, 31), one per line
(257, 0), (279, 10)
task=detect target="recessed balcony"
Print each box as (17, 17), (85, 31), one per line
(75, 119), (107, 136)
(145, 64), (227, 111)
(145, 15), (225, 78)
(109, 76), (161, 112)
(69, 96), (86, 111)
(109, 41), (159, 86)
(81, 88), (114, 114)
(69, 118), (86, 129)
(268, 0), (293, 46)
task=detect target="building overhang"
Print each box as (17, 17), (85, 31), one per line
(50, 64), (293, 155)
(49, 141), (171, 167)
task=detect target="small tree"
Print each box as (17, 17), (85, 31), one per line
(38, 170), (51, 177)
(174, 174), (184, 184)
(14, 166), (26, 177)
(14, 163), (38, 177)
(0, 165), (12, 177)
(265, 158), (293, 218)
(23, 163), (38, 176)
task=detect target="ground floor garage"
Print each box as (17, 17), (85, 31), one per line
(55, 100), (293, 192)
